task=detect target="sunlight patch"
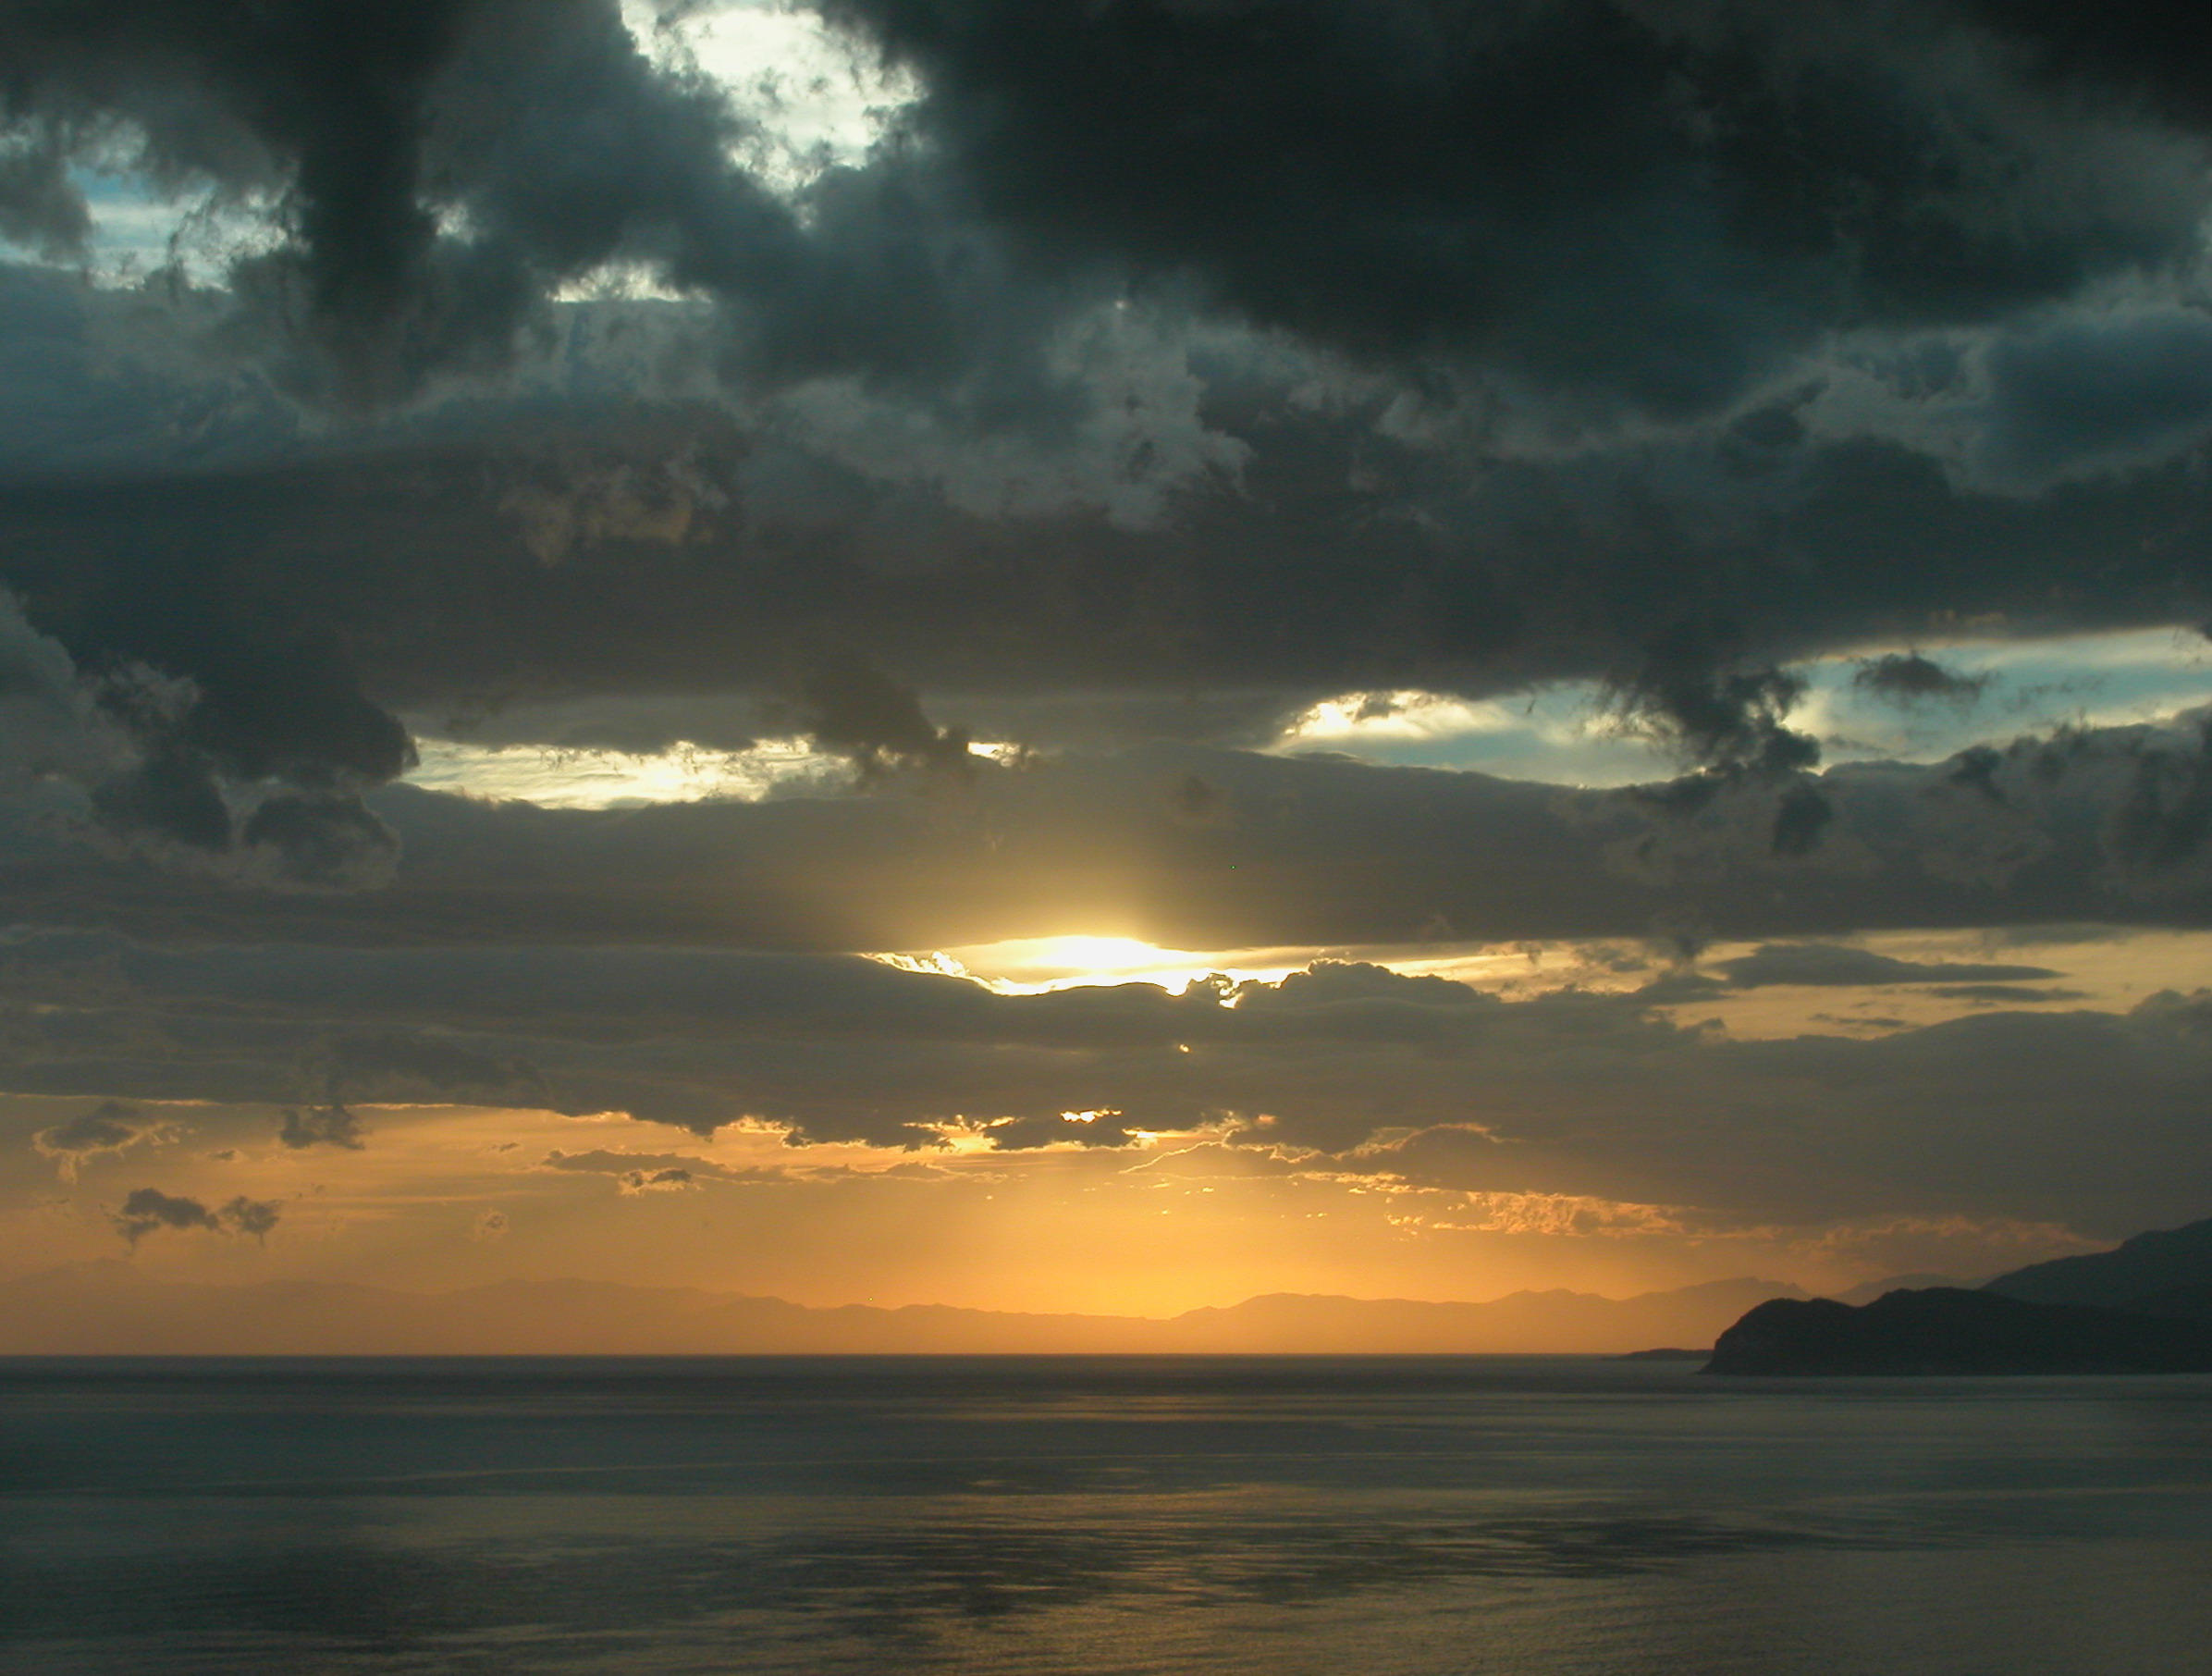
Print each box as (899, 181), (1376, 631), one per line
(405, 735), (841, 807)
(882, 935), (1317, 995)
(1268, 628), (2212, 785)
(625, 0), (917, 196)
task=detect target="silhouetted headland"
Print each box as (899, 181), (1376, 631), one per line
(1705, 1287), (2212, 1375)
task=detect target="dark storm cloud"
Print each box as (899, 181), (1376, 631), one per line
(793, 662), (977, 781)
(2, 361), (2205, 797)
(2106, 716), (2212, 884)
(828, 0), (2208, 411)
(0, 119), (88, 260)
(3, 3), (2208, 1277)
(1296, 990), (2212, 1239)
(1, 1), (2201, 417)
(0, 3), (2202, 999)
(1978, 309), (2212, 484)
(1955, 0), (2211, 126)
(0, 0), (1073, 862)
(0, 2), (2202, 793)
(0, 585), (409, 892)
(0, 0), (1096, 414)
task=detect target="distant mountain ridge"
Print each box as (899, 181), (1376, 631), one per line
(0, 1263), (1807, 1355)
(1984, 1217), (2212, 1320)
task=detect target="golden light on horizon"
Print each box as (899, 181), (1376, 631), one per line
(874, 934), (1312, 994)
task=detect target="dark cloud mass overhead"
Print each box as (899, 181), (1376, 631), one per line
(1, 1), (2210, 1306)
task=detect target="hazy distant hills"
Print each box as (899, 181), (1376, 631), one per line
(0, 1263), (1812, 1355)
(1984, 1217), (2212, 1322)
(1829, 1272), (1973, 1306)
(28, 1221), (2212, 1359)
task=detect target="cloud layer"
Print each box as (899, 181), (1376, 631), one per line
(1, 2), (2208, 1302)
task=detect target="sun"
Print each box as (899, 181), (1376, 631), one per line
(873, 935), (1309, 994)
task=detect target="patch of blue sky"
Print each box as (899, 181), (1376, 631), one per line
(404, 735), (846, 809)
(1272, 627), (2212, 787)
(0, 167), (256, 285)
(5, 10), (913, 292)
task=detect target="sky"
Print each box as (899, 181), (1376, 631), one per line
(0, 0), (2208, 1330)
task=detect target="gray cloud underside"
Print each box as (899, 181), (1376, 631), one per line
(0, 351), (2201, 882)
(4, 275), (2206, 742)
(3, 1), (2203, 412)
(3, 928), (2208, 1237)
(0, 0), (2205, 806)
(3, 2), (2206, 1264)
(1, 709), (2208, 952)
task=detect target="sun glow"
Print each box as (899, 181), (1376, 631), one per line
(878, 935), (1315, 994)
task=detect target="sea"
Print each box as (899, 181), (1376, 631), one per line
(2, 1356), (2208, 1675)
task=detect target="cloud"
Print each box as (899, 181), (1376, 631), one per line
(1, 0), (2201, 430)
(110, 1186), (281, 1247)
(0, 585), (406, 892)
(543, 1147), (721, 1177)
(221, 1194), (281, 1241)
(1977, 309), (2212, 484)
(0, 2), (2208, 1293)
(2, 258), (2208, 815)
(1710, 944), (2062, 989)
(5, 929), (2211, 1235)
(1, 712), (2211, 963)
(0, 0), (1097, 421)
(0, 2), (2202, 811)
(31, 1100), (180, 1179)
(616, 1165), (695, 1194)
(1954, 0), (2211, 136)
(313, 1032), (549, 1111)
(540, 1148), (789, 1189)
(1852, 653), (1989, 707)
(793, 660), (977, 782)
(829, 0), (2209, 415)
(970, 1110), (1143, 1151)
(276, 1105), (366, 1151)
(1923, 983), (2088, 1004)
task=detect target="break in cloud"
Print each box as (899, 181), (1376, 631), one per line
(0, 1), (2208, 1314)
(1, 928), (2210, 1240)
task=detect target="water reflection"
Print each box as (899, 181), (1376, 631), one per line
(4, 1358), (2210, 1675)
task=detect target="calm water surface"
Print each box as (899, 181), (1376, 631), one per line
(2, 1356), (2208, 1674)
